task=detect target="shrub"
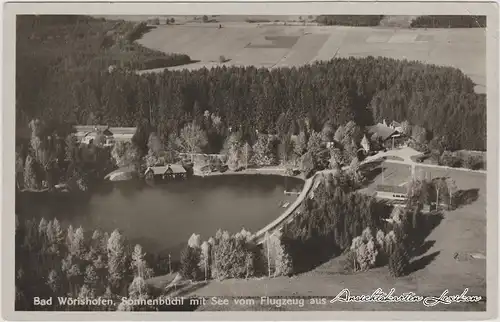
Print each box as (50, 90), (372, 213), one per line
(439, 151), (462, 168)
(341, 250), (359, 273)
(408, 140), (430, 154)
(349, 228), (380, 271)
(356, 240), (378, 271)
(463, 154), (484, 170)
(429, 149), (441, 163)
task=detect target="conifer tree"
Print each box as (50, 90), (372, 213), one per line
(271, 232), (293, 276)
(66, 225), (75, 252)
(77, 284), (95, 310)
(128, 275), (150, 306)
(293, 131), (308, 160)
(107, 230), (127, 293)
(52, 218), (65, 249)
(47, 269), (62, 294)
(130, 244), (153, 279)
(24, 154), (40, 190)
(388, 241), (409, 277)
(180, 245), (202, 281)
(71, 227), (86, 258)
(38, 217), (48, 237)
(199, 241), (211, 280)
(84, 264), (99, 290)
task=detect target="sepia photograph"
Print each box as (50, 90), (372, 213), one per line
(2, 1), (499, 319)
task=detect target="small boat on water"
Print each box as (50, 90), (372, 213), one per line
(282, 202), (290, 208)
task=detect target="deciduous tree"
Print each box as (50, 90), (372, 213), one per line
(176, 122), (208, 157)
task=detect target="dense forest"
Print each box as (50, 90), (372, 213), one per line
(16, 15), (190, 128)
(17, 31), (486, 153)
(21, 59), (486, 151)
(410, 15), (486, 28)
(17, 15), (486, 152)
(315, 15), (385, 26)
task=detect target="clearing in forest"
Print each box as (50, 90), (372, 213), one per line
(136, 23), (485, 93)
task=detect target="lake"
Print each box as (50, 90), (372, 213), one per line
(17, 174), (303, 258)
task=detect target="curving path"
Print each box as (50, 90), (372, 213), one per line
(253, 174), (315, 244)
(252, 147), (486, 244)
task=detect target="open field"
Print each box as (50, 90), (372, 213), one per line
(136, 23), (485, 93)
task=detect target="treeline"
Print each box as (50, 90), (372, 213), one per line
(133, 54), (191, 70)
(315, 15), (384, 26)
(15, 216), (159, 311)
(410, 15), (486, 28)
(16, 15), (191, 126)
(19, 57), (486, 152)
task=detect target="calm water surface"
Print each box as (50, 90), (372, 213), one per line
(18, 174), (303, 257)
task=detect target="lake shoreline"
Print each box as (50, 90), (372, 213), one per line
(194, 166), (305, 181)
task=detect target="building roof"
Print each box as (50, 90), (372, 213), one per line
(103, 128), (114, 136)
(74, 125), (136, 135)
(375, 184), (408, 194)
(145, 164), (186, 175)
(367, 123), (400, 141)
(390, 120), (402, 128)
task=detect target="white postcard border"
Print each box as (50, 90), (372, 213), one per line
(2, 1), (498, 320)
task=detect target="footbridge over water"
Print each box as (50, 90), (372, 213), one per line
(253, 172), (321, 245)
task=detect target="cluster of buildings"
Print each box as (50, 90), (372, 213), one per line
(369, 120), (410, 203)
(366, 120), (406, 151)
(74, 125), (193, 182)
(73, 125), (136, 147)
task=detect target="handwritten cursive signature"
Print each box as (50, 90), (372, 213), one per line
(422, 288), (482, 307)
(329, 288), (482, 307)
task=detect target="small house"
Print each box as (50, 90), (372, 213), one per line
(144, 164), (187, 181)
(375, 184), (408, 201)
(80, 126), (115, 147)
(389, 120), (404, 133)
(367, 123), (404, 150)
(74, 125), (136, 146)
